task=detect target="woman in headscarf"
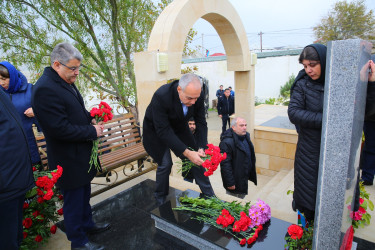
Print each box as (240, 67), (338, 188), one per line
(288, 44), (327, 222)
(0, 61), (41, 165)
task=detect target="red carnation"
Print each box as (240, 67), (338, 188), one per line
(35, 235), (43, 242)
(23, 218), (32, 229)
(37, 188), (44, 196)
(240, 238), (246, 245)
(23, 202), (29, 209)
(359, 198), (364, 205)
(50, 225), (57, 234)
(37, 197), (44, 203)
(57, 208), (63, 215)
(32, 167), (37, 171)
(58, 195), (64, 200)
(23, 232), (28, 239)
(247, 236), (256, 244)
(287, 224), (303, 240)
(99, 101), (112, 110)
(43, 189), (54, 201)
(32, 210), (40, 217)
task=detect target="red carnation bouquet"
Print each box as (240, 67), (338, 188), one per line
(179, 144), (226, 177)
(89, 101), (113, 172)
(22, 165), (64, 249)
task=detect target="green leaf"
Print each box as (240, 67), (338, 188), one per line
(368, 200), (374, 211)
(25, 188), (37, 198)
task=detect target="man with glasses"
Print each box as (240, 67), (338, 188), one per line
(143, 73), (215, 204)
(32, 43), (108, 250)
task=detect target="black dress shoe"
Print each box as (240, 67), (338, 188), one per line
(87, 222), (110, 234)
(71, 241), (105, 250)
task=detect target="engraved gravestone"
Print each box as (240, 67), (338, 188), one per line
(313, 39), (372, 249)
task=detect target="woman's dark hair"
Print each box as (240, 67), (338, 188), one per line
(0, 65), (9, 78)
(299, 46), (320, 63)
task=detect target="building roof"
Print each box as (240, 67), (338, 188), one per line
(182, 49), (302, 64)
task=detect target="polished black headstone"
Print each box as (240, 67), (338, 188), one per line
(55, 179), (374, 249)
(57, 179), (197, 249)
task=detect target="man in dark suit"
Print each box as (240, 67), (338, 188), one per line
(217, 88), (235, 134)
(143, 73), (215, 204)
(32, 43), (108, 250)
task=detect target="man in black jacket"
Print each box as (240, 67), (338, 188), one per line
(219, 117), (257, 197)
(217, 88), (235, 134)
(143, 73), (215, 204)
(182, 117), (197, 183)
(216, 85), (224, 99)
(32, 43), (108, 250)
(0, 88), (34, 250)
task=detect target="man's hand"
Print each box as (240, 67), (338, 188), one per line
(227, 185), (235, 190)
(183, 149), (204, 166)
(369, 60), (375, 82)
(93, 124), (104, 137)
(198, 148), (206, 157)
(219, 114), (222, 118)
(92, 119), (104, 126)
(24, 107), (34, 117)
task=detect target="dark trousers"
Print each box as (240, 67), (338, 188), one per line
(361, 121), (375, 182)
(0, 195), (25, 250)
(221, 114), (230, 134)
(155, 149), (215, 200)
(61, 184), (95, 248)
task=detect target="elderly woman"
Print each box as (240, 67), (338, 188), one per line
(288, 44), (327, 222)
(0, 62), (41, 165)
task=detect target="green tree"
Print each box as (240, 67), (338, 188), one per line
(280, 74), (295, 99)
(0, 0), (199, 120)
(313, 0), (375, 44)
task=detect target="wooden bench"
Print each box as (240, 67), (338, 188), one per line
(33, 113), (157, 196)
(98, 113), (148, 172)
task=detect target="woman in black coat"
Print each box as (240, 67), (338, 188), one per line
(288, 44), (327, 221)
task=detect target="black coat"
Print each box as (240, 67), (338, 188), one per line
(31, 67), (97, 190)
(0, 89), (34, 202)
(365, 81), (375, 121)
(143, 80), (207, 165)
(289, 75), (324, 211)
(217, 96), (235, 116)
(219, 129), (257, 194)
(288, 45), (327, 212)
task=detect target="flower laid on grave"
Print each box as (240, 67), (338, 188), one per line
(89, 101), (113, 172)
(178, 144), (226, 177)
(284, 222), (313, 250)
(174, 196), (271, 246)
(22, 165), (63, 250)
(347, 181), (374, 230)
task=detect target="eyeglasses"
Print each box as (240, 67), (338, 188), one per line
(59, 61), (82, 72)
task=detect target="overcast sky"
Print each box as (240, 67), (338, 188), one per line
(189, 0), (375, 55)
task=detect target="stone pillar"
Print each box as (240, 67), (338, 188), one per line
(234, 68), (254, 139)
(313, 39), (372, 249)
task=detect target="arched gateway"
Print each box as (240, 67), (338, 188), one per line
(134, 0), (256, 137)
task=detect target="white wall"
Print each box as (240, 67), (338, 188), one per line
(182, 51), (302, 107)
